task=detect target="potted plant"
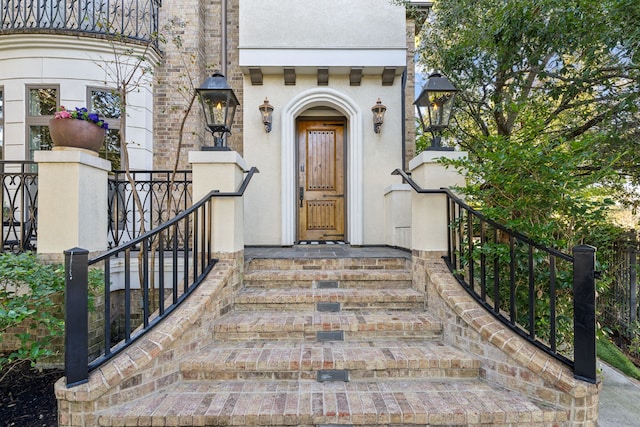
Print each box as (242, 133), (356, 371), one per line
(48, 106), (109, 154)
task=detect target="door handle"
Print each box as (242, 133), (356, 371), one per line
(299, 186), (304, 208)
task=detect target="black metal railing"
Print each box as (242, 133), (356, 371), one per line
(0, 161), (38, 253)
(108, 170), (192, 249)
(1, 0), (160, 45)
(600, 232), (640, 358)
(393, 169), (597, 383)
(64, 167), (258, 387)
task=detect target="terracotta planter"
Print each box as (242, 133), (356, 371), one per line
(48, 118), (106, 153)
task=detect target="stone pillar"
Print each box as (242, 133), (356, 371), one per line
(35, 149), (111, 261)
(188, 150), (247, 255)
(408, 151), (467, 254)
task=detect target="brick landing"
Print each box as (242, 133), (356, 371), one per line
(59, 247), (593, 426)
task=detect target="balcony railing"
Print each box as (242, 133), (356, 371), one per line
(0, 0), (160, 45)
(108, 170), (192, 249)
(0, 161), (38, 253)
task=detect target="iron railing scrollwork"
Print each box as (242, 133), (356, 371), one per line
(108, 170), (192, 249)
(0, 161), (38, 253)
(64, 167), (258, 388)
(1, 0), (161, 46)
(392, 169), (597, 383)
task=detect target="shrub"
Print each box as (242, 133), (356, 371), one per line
(0, 253), (65, 377)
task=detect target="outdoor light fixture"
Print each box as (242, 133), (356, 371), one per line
(414, 72), (458, 150)
(258, 98), (274, 133)
(196, 71), (239, 149)
(371, 98), (387, 134)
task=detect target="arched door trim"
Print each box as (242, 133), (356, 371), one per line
(280, 88), (363, 245)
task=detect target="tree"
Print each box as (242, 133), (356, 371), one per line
(415, 0), (640, 247)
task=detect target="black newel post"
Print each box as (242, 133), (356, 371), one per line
(64, 247), (89, 388)
(573, 244), (597, 384)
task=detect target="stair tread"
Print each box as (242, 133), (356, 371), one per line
(214, 310), (442, 333)
(181, 340), (480, 372)
(244, 269), (412, 279)
(236, 287), (423, 303)
(96, 378), (568, 426)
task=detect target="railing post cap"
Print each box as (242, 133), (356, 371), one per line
(64, 247), (90, 255)
(573, 244), (596, 253)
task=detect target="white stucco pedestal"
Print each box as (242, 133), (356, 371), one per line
(35, 149), (111, 260)
(409, 150), (467, 254)
(189, 150), (248, 255)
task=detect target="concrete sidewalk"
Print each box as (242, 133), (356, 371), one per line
(598, 361), (640, 426)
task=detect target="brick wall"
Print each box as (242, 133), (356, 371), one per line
(153, 0), (243, 171)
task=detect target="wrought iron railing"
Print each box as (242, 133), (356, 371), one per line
(393, 169), (597, 383)
(108, 170), (192, 249)
(0, 0), (160, 45)
(64, 167), (258, 387)
(0, 161), (38, 253)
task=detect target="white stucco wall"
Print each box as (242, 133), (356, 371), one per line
(240, 0), (407, 50)
(0, 34), (156, 167)
(240, 0), (409, 246)
(243, 75), (405, 246)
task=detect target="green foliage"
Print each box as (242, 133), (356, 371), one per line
(418, 0), (640, 214)
(597, 336), (640, 381)
(0, 253), (104, 375)
(0, 253), (65, 371)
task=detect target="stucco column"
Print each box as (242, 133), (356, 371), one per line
(409, 150), (467, 254)
(189, 150), (248, 255)
(35, 149), (111, 260)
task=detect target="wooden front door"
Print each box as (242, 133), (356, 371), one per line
(298, 120), (345, 241)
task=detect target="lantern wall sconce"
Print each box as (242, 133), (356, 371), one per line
(414, 72), (458, 150)
(258, 98), (274, 133)
(196, 71), (239, 149)
(371, 98), (387, 134)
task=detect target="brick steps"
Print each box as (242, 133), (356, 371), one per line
(180, 340), (480, 380)
(95, 378), (568, 426)
(94, 253), (570, 426)
(244, 269), (413, 289)
(213, 310), (442, 341)
(234, 287), (424, 310)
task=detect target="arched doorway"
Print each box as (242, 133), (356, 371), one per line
(280, 88), (364, 246)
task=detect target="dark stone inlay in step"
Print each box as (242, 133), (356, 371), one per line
(317, 280), (339, 288)
(317, 369), (350, 382)
(316, 302), (341, 312)
(317, 331), (344, 341)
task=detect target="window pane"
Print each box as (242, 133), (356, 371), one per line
(99, 129), (121, 170)
(90, 90), (121, 120)
(28, 88), (57, 116)
(0, 88), (3, 119)
(29, 126), (53, 160)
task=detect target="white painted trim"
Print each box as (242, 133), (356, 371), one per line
(280, 88), (363, 246)
(239, 48), (406, 68)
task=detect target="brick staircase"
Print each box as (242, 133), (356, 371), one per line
(93, 253), (570, 426)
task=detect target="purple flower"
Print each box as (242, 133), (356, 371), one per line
(54, 106), (109, 130)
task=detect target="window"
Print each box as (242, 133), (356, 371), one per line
(0, 87), (4, 159)
(26, 86), (58, 160)
(89, 88), (122, 170)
